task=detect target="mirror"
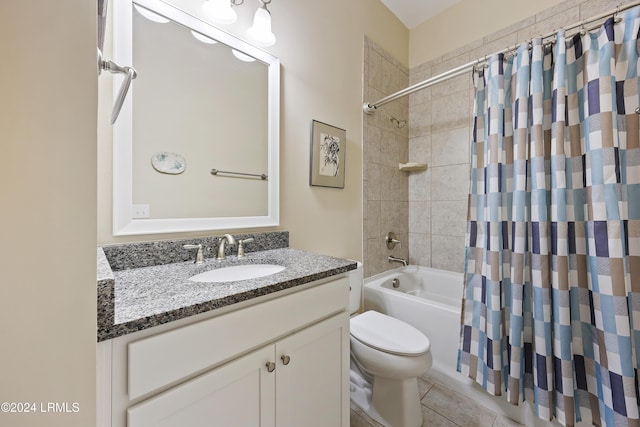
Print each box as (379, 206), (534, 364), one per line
(112, 0), (279, 235)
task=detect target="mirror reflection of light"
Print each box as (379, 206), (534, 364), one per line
(231, 49), (256, 62)
(191, 31), (218, 44)
(133, 4), (170, 23)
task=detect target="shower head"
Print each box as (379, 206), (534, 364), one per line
(389, 116), (406, 128)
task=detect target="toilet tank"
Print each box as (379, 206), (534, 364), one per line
(348, 261), (363, 314)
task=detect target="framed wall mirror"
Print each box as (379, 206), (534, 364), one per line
(112, 0), (279, 235)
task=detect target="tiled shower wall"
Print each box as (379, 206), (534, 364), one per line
(362, 36), (409, 278)
(363, 0), (628, 278)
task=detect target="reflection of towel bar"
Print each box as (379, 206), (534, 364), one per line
(210, 169), (268, 180)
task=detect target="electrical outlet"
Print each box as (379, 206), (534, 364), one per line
(132, 204), (150, 218)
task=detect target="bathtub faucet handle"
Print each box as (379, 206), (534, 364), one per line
(386, 232), (402, 250)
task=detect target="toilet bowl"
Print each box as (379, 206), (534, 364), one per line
(348, 264), (432, 427)
(350, 310), (432, 427)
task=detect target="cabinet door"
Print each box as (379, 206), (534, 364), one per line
(275, 312), (349, 427)
(127, 345), (276, 427)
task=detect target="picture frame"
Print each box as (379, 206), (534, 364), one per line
(309, 120), (346, 188)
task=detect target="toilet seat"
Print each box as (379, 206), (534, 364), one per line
(350, 310), (430, 356)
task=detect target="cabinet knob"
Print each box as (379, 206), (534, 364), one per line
(281, 355), (291, 365)
(265, 361), (276, 372)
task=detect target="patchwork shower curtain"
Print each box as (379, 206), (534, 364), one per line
(457, 7), (640, 427)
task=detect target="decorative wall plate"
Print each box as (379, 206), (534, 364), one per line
(151, 152), (186, 174)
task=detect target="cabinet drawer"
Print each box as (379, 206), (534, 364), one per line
(128, 277), (348, 399)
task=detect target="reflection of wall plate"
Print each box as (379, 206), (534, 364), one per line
(151, 152), (186, 175)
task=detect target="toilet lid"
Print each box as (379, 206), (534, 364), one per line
(350, 310), (430, 356)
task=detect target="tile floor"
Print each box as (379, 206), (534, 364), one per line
(350, 373), (523, 427)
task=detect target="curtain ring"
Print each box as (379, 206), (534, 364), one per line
(613, 5), (622, 23)
(472, 58), (480, 75)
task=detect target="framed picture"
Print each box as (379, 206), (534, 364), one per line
(309, 120), (346, 188)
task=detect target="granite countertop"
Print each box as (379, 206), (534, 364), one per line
(97, 247), (356, 341)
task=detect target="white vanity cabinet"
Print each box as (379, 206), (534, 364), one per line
(97, 276), (350, 427)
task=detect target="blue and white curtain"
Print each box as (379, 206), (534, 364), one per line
(457, 7), (640, 426)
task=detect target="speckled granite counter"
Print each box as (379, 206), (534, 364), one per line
(97, 247), (356, 341)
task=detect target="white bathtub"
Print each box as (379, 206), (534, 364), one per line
(363, 266), (463, 378)
(363, 266), (587, 427)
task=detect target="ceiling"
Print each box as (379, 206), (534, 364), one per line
(380, 0), (462, 29)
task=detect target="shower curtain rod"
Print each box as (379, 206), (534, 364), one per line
(363, 0), (640, 114)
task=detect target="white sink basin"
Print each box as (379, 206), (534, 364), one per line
(189, 264), (286, 283)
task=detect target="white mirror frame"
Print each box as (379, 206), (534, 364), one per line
(112, 0), (280, 236)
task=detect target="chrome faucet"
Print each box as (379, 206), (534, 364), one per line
(388, 255), (407, 266)
(216, 234), (236, 261)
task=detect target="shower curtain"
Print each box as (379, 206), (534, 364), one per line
(457, 7), (640, 427)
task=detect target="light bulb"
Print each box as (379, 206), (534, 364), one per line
(133, 4), (169, 23)
(247, 5), (276, 47)
(203, 0), (237, 25)
(232, 49), (256, 62)
(191, 31), (218, 44)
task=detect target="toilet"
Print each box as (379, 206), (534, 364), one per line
(348, 263), (432, 427)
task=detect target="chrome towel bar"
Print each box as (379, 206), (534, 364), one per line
(210, 169), (268, 180)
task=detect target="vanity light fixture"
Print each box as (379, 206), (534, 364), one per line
(246, 0), (276, 47)
(133, 4), (169, 23)
(202, 0), (243, 25)
(202, 0), (276, 47)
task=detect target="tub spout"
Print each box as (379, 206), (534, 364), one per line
(388, 256), (407, 267)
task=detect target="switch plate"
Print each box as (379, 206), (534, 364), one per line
(132, 204), (150, 219)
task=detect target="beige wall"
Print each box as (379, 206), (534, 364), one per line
(407, 0), (629, 272)
(409, 0), (568, 67)
(0, 1), (97, 427)
(98, 0), (408, 263)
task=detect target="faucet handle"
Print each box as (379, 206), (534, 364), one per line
(237, 238), (254, 258)
(183, 244), (204, 264)
(385, 232), (402, 250)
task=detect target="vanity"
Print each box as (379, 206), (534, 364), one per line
(97, 232), (356, 427)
